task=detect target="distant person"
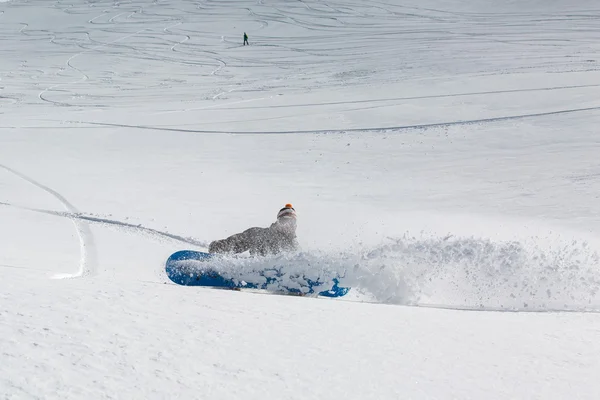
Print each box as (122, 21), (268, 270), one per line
(243, 32), (249, 46)
(208, 204), (298, 256)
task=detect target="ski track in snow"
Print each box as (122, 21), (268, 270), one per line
(163, 21), (190, 51)
(8, 0), (599, 115)
(70, 104), (600, 134)
(37, 0), (161, 106)
(37, 26), (150, 106)
(223, 83), (600, 110)
(0, 164), (97, 278)
(0, 201), (209, 248)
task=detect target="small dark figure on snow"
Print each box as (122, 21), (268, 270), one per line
(209, 204), (298, 256)
(243, 32), (249, 46)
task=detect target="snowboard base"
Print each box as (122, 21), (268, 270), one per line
(165, 250), (349, 298)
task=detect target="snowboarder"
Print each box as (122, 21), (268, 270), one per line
(208, 204), (298, 256)
(243, 32), (249, 46)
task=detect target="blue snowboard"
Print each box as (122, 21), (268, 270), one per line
(165, 250), (349, 298)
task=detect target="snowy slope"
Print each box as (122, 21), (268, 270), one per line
(2, 0), (600, 398)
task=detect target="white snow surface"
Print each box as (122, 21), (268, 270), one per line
(2, 0), (600, 398)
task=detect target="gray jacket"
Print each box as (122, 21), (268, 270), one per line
(209, 222), (298, 256)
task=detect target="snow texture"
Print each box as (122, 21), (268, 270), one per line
(1, 0), (600, 398)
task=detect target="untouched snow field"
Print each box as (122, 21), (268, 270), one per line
(2, 0), (600, 398)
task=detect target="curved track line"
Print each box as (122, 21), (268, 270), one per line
(88, 10), (109, 24)
(226, 83), (600, 111)
(109, 11), (129, 23)
(38, 27), (149, 106)
(163, 21), (191, 51)
(0, 165), (97, 278)
(75, 104), (600, 135)
(0, 201), (208, 248)
(77, 214), (208, 247)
